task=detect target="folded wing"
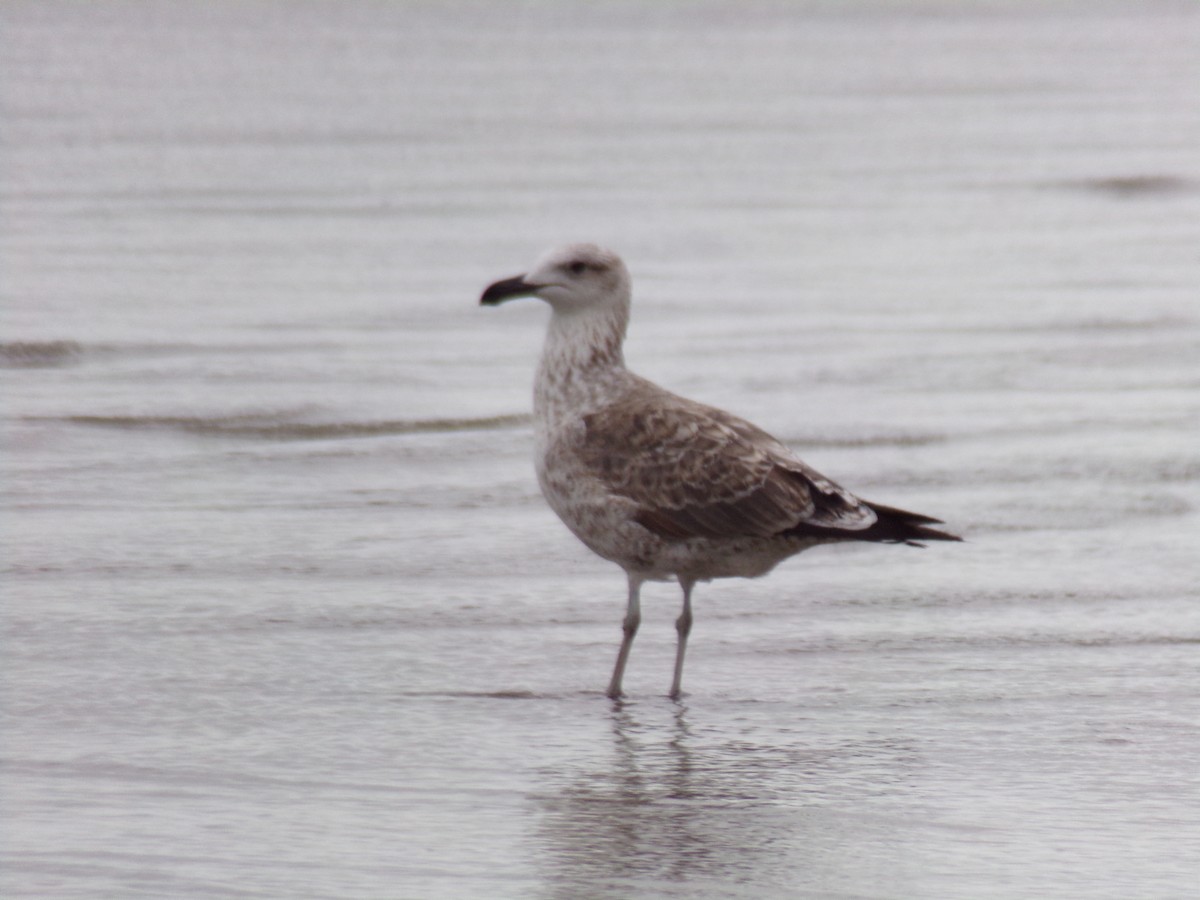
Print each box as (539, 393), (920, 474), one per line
(577, 382), (878, 542)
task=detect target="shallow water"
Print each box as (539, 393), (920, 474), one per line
(3, 1), (1199, 897)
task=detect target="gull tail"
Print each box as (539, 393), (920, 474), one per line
(863, 501), (963, 547)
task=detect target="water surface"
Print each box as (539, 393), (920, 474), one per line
(3, 2), (1199, 897)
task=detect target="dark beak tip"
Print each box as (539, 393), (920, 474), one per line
(480, 274), (536, 307)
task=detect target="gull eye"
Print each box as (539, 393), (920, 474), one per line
(568, 261), (587, 276)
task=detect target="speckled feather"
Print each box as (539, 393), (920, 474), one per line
(577, 377), (875, 541)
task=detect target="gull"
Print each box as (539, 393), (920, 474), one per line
(481, 243), (960, 700)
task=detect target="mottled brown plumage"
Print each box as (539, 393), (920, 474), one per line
(579, 383), (876, 540)
(481, 243), (960, 699)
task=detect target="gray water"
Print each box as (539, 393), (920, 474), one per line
(3, 2), (1199, 897)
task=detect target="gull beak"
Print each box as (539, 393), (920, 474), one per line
(481, 275), (540, 306)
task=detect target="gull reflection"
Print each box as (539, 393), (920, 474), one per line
(531, 702), (922, 897)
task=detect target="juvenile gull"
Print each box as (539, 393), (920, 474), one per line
(481, 243), (960, 699)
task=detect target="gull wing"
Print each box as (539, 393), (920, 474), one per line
(577, 382), (876, 541)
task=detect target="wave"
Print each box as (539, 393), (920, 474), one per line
(1, 338), (354, 366)
(785, 432), (945, 449)
(0, 340), (85, 368)
(48, 412), (530, 440)
(1065, 174), (1195, 197)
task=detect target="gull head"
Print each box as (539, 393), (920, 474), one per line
(480, 243), (630, 315)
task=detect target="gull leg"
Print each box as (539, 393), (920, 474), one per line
(607, 574), (643, 699)
(669, 578), (695, 701)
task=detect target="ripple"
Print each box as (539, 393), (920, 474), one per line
(0, 340), (85, 368)
(39, 411), (531, 441)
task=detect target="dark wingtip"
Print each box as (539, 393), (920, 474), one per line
(901, 525), (964, 544)
(870, 503), (962, 544)
(480, 275), (537, 306)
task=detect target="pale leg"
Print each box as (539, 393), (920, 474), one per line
(606, 574), (643, 699)
(669, 578), (695, 700)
